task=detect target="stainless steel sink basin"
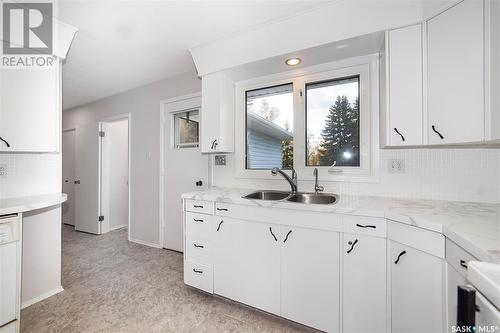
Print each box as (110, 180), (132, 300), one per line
(243, 190), (291, 201)
(286, 192), (338, 205)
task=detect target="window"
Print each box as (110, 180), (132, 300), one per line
(173, 109), (199, 148)
(306, 76), (360, 167)
(245, 83), (293, 169)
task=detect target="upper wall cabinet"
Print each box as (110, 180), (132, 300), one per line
(384, 24), (423, 146)
(427, 0), (484, 144)
(0, 64), (61, 152)
(201, 72), (234, 153)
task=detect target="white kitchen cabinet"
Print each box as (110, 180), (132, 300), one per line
(0, 64), (61, 152)
(200, 71), (234, 153)
(342, 234), (386, 333)
(385, 24), (423, 146)
(214, 218), (280, 315)
(281, 225), (340, 332)
(390, 240), (445, 333)
(427, 0), (484, 144)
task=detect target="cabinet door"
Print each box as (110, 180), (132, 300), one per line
(0, 65), (60, 152)
(390, 241), (445, 333)
(281, 226), (340, 332)
(343, 234), (386, 333)
(388, 24), (423, 146)
(0, 242), (18, 326)
(214, 218), (280, 315)
(427, 0), (484, 144)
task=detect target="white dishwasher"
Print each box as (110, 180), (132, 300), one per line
(0, 214), (20, 331)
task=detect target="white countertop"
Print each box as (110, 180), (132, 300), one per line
(182, 188), (500, 263)
(0, 193), (67, 216)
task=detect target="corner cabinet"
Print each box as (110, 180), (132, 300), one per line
(427, 0), (484, 144)
(0, 64), (61, 152)
(200, 72), (234, 153)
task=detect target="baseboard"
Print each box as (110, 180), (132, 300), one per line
(109, 224), (127, 231)
(21, 286), (64, 309)
(129, 238), (161, 249)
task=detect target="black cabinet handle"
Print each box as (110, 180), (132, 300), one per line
(0, 136), (10, 148)
(394, 250), (407, 264)
(193, 269), (203, 274)
(356, 223), (376, 229)
(193, 205), (204, 208)
(211, 139), (218, 149)
(269, 227), (277, 242)
(283, 230), (292, 243)
(193, 219), (204, 223)
(217, 208), (228, 212)
(431, 125), (444, 139)
(347, 239), (358, 254)
(460, 260), (468, 269)
(393, 128), (405, 141)
(194, 244), (204, 248)
(195, 180), (203, 186)
(74, 180), (81, 184)
(217, 221), (223, 231)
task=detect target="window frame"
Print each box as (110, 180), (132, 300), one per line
(172, 108), (200, 149)
(245, 82), (294, 170)
(234, 55), (380, 182)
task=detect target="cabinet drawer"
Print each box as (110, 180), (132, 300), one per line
(446, 239), (477, 278)
(184, 261), (213, 293)
(185, 200), (214, 215)
(387, 221), (444, 258)
(185, 212), (212, 238)
(0, 320), (17, 333)
(185, 237), (211, 264)
(343, 215), (386, 238)
(0, 215), (20, 245)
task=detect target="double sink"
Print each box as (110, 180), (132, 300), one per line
(243, 190), (338, 205)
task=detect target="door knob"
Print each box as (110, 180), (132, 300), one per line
(74, 180), (81, 184)
(196, 180), (203, 186)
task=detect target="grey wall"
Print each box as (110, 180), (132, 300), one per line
(63, 71), (201, 246)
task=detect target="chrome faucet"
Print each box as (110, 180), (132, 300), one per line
(271, 167), (298, 193)
(313, 168), (324, 193)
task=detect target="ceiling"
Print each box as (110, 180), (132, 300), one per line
(59, 1), (329, 110)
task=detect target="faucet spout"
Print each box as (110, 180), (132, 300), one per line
(271, 167), (298, 193)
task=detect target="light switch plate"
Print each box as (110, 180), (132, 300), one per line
(214, 155), (226, 166)
(0, 164), (7, 178)
(388, 159), (405, 173)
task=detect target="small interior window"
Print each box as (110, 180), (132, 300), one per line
(173, 109), (199, 149)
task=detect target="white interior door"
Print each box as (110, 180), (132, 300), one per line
(62, 129), (76, 225)
(163, 96), (208, 251)
(75, 122), (102, 235)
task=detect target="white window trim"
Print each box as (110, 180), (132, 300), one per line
(234, 54), (380, 183)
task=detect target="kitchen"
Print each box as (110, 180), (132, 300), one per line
(0, 0), (499, 332)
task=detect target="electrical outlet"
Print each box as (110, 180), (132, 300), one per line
(388, 159), (405, 174)
(214, 155), (226, 166)
(0, 164), (7, 178)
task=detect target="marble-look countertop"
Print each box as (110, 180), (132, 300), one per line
(0, 193), (67, 216)
(182, 188), (500, 263)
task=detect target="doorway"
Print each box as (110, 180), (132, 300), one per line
(62, 128), (76, 225)
(160, 94), (208, 252)
(101, 117), (129, 234)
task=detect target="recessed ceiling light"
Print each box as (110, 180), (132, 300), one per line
(285, 57), (301, 66)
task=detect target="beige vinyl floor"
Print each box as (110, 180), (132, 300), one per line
(20, 225), (317, 333)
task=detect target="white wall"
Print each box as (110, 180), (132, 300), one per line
(103, 119), (129, 230)
(62, 72), (201, 247)
(212, 148), (500, 204)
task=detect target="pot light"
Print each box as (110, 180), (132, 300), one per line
(285, 57), (301, 66)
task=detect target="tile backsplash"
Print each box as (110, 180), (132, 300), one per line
(0, 153), (61, 199)
(212, 148), (500, 204)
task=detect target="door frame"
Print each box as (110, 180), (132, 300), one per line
(100, 113), (131, 240)
(159, 92), (203, 249)
(61, 127), (76, 226)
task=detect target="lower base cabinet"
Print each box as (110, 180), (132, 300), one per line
(281, 226), (340, 332)
(343, 234), (387, 333)
(390, 241), (445, 333)
(214, 218), (281, 315)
